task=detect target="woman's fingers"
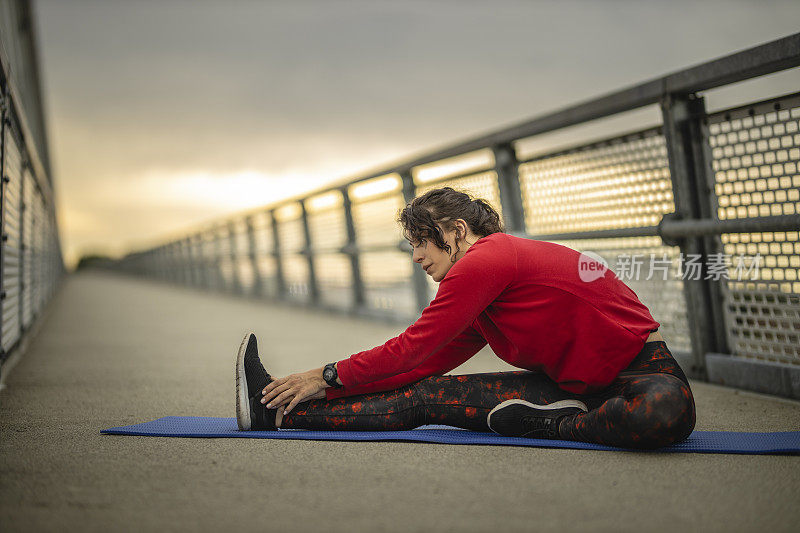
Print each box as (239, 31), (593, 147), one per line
(263, 376), (289, 395)
(261, 369), (326, 414)
(266, 389), (296, 409)
(284, 388), (312, 415)
(262, 380), (293, 405)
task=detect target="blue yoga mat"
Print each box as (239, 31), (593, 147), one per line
(101, 416), (800, 454)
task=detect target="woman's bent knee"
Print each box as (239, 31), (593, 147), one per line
(628, 374), (696, 448)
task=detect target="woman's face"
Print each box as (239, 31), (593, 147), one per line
(410, 225), (461, 282)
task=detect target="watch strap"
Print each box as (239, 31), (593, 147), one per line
(323, 362), (343, 388)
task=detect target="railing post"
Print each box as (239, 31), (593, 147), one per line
(162, 243), (170, 282)
(178, 241), (185, 284)
(213, 226), (225, 291)
(300, 199), (320, 304)
(183, 236), (195, 287)
(167, 242), (176, 284)
(660, 93), (729, 379)
(492, 143), (526, 233)
(400, 170), (431, 314)
(194, 233), (209, 289)
(228, 221), (242, 295)
(156, 246), (164, 280)
(340, 187), (365, 311)
(245, 215), (262, 297)
(270, 209), (286, 300)
(174, 241), (183, 284)
(180, 237), (190, 286)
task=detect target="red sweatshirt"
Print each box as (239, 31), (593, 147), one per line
(327, 232), (659, 400)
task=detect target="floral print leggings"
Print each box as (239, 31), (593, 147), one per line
(280, 341), (696, 449)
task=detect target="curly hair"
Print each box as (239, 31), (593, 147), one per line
(397, 187), (504, 257)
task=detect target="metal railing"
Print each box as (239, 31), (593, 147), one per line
(0, 0), (65, 381)
(114, 33), (800, 399)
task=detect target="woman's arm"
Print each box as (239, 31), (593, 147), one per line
(260, 325), (487, 413)
(336, 235), (516, 388)
(261, 234), (515, 414)
(325, 325), (487, 399)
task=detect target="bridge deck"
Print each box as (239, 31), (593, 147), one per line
(1, 272), (799, 532)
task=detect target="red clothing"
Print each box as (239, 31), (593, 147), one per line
(327, 233), (659, 400)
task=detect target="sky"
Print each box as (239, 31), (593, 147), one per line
(32, 0), (800, 269)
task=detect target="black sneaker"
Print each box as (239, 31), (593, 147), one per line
(487, 399), (588, 439)
(235, 332), (275, 430)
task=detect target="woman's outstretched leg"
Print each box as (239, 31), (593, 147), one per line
(278, 368), (695, 449)
(279, 371), (576, 432)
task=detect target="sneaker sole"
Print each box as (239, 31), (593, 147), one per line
(235, 332), (253, 431)
(486, 398), (588, 433)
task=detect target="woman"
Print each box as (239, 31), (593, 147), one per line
(236, 187), (695, 449)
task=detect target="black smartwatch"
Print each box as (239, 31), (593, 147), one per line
(323, 362), (343, 388)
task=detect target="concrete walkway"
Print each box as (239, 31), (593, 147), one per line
(1, 272), (799, 532)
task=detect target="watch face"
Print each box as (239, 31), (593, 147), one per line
(323, 368), (334, 381)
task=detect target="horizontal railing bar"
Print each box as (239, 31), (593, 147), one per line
(339, 243), (407, 256)
(514, 214), (799, 243)
(517, 226), (661, 242)
(132, 214), (799, 257)
(660, 214), (800, 240)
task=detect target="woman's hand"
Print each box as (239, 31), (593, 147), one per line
(261, 367), (327, 415)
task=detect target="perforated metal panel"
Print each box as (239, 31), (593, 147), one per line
(360, 250), (415, 318)
(351, 194), (405, 247)
(274, 203), (310, 303)
(2, 128), (22, 351)
(350, 176), (403, 242)
(21, 167), (33, 328)
(31, 189), (44, 315)
(711, 98), (799, 222)
(275, 203), (306, 253)
(249, 212), (278, 297)
(314, 253), (352, 310)
(215, 226), (236, 292)
(709, 94), (800, 365)
(308, 192), (347, 253)
(517, 128), (689, 352)
(416, 170), (503, 219)
(348, 177), (410, 315)
(200, 230), (222, 290)
(720, 232), (799, 364)
(255, 255), (280, 298)
(282, 254), (310, 303)
(519, 128), (672, 235)
(226, 220), (249, 293)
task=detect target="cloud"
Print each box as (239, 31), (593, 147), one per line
(33, 0), (800, 269)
